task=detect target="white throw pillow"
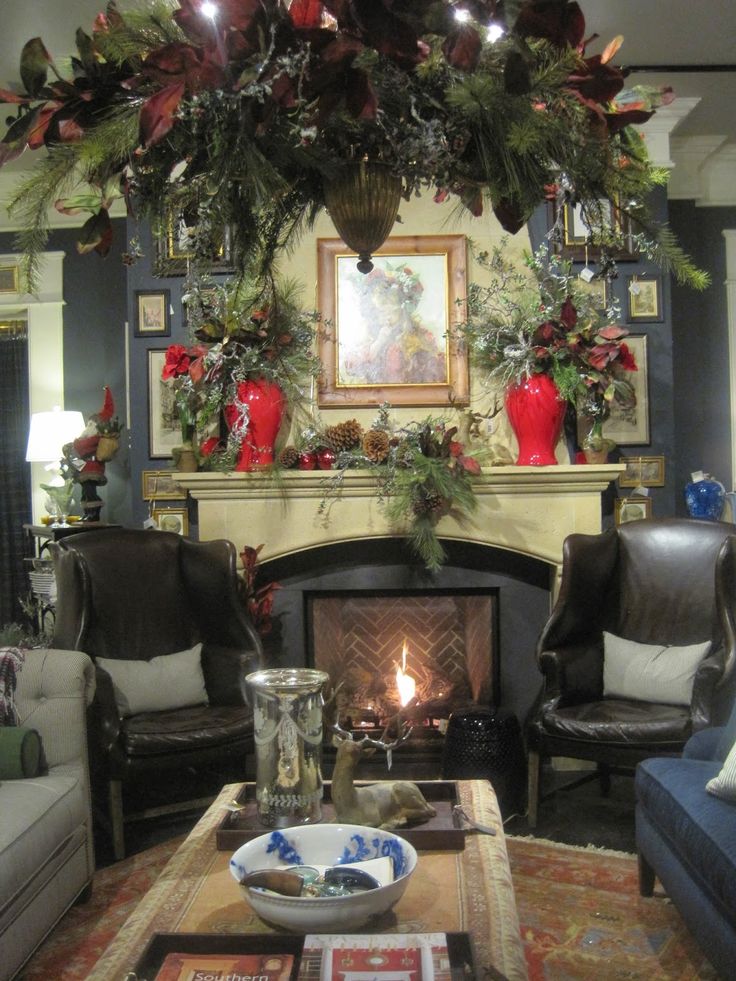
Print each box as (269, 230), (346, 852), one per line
(706, 739), (736, 801)
(603, 632), (711, 706)
(97, 644), (208, 716)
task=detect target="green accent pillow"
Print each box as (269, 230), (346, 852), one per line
(603, 632), (711, 706)
(0, 726), (44, 779)
(97, 643), (208, 717)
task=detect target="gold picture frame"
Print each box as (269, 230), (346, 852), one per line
(0, 265), (19, 293)
(153, 210), (234, 277)
(141, 470), (186, 501)
(619, 455), (666, 488)
(548, 199), (638, 261)
(627, 276), (663, 322)
(317, 235), (469, 407)
(603, 334), (650, 445)
(615, 496), (652, 526)
(152, 507), (189, 536)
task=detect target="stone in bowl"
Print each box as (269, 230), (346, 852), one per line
(229, 823), (418, 931)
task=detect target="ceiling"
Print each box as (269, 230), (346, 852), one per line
(1, 1), (735, 174)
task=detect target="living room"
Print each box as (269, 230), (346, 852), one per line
(1, 2), (736, 979)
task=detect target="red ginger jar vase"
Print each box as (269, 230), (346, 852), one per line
(505, 374), (566, 466)
(224, 377), (285, 471)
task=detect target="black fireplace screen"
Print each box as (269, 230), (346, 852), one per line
(307, 588), (498, 726)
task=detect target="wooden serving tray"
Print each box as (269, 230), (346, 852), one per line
(215, 780), (466, 851)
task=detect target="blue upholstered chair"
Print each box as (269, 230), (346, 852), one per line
(635, 696), (736, 978)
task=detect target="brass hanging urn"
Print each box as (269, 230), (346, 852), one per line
(323, 160), (402, 274)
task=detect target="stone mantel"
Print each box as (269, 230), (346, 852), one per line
(176, 464), (623, 582)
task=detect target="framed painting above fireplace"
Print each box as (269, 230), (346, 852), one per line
(317, 235), (469, 407)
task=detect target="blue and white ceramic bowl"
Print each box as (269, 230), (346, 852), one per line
(229, 823), (418, 931)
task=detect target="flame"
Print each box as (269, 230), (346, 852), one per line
(395, 640), (416, 707)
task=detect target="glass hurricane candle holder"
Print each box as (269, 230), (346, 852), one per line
(246, 668), (330, 828)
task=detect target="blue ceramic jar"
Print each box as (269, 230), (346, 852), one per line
(684, 474), (726, 521)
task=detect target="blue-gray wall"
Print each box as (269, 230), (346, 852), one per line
(0, 222), (131, 525)
(669, 201), (736, 509)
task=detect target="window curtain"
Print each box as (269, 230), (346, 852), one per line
(0, 327), (32, 626)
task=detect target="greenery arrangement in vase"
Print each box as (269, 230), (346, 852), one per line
(163, 276), (321, 470)
(0, 0), (707, 297)
(458, 242), (638, 462)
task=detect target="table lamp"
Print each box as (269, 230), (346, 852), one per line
(25, 406), (85, 525)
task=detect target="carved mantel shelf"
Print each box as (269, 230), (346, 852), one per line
(176, 464), (624, 581)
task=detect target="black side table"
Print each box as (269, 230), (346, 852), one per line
(441, 707), (527, 818)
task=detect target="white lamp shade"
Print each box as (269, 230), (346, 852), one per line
(25, 407), (85, 463)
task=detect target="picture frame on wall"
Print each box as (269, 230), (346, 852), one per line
(0, 264), (19, 293)
(548, 199), (638, 262)
(152, 507), (189, 536)
(627, 276), (663, 322)
(615, 496), (652, 526)
(317, 235), (469, 407)
(153, 210), (234, 276)
(135, 290), (171, 337)
(147, 348), (181, 459)
(619, 455), (666, 488)
(141, 470), (186, 501)
(603, 334), (650, 445)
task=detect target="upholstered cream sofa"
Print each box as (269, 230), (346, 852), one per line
(0, 648), (96, 981)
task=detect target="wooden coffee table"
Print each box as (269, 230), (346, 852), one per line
(89, 779), (527, 980)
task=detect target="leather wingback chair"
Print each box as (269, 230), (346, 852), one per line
(527, 518), (736, 828)
(51, 528), (264, 859)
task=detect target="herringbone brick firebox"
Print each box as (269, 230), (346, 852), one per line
(310, 589), (498, 728)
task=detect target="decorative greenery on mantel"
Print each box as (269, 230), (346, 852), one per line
(0, 0), (706, 292)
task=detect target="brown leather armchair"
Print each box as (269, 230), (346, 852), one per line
(51, 528), (263, 859)
(527, 518), (736, 828)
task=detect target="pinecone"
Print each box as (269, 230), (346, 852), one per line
(324, 419), (364, 452)
(363, 429), (390, 464)
(412, 491), (446, 517)
(278, 445), (299, 468)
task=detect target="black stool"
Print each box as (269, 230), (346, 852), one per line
(441, 707), (526, 818)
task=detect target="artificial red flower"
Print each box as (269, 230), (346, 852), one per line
(162, 344), (191, 379)
(617, 342), (638, 372)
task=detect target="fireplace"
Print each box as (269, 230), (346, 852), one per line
(175, 463), (622, 773)
(308, 588), (498, 728)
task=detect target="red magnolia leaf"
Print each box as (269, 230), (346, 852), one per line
(560, 297), (577, 330)
(76, 207), (113, 256)
(0, 87), (31, 104)
(618, 342), (637, 372)
(345, 70), (377, 120)
(460, 455), (482, 476)
(567, 59), (624, 104)
(350, 0), (426, 69)
(598, 324), (627, 340)
(504, 51), (532, 94)
(27, 107), (58, 149)
(515, 1), (586, 49)
(139, 80), (185, 148)
(289, 0), (325, 28)
(442, 25), (482, 72)
(604, 106), (654, 134)
(493, 197), (524, 232)
(20, 38), (52, 97)
(600, 35), (624, 64)
(0, 140), (25, 168)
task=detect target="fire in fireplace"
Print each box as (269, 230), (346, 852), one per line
(307, 588), (498, 730)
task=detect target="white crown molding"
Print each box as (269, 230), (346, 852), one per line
(669, 137), (736, 205)
(637, 98), (702, 168)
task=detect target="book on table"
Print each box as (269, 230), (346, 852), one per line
(154, 950), (295, 981)
(297, 933), (452, 980)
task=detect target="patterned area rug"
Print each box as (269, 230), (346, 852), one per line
(19, 835), (716, 980)
(508, 836), (717, 980)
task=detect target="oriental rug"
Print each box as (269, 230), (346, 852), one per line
(19, 835), (717, 981)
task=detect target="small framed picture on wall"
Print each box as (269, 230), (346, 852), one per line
(615, 496), (652, 526)
(135, 290), (171, 336)
(152, 507), (189, 536)
(626, 276), (663, 322)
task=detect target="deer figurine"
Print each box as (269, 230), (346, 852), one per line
(330, 719), (437, 830)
